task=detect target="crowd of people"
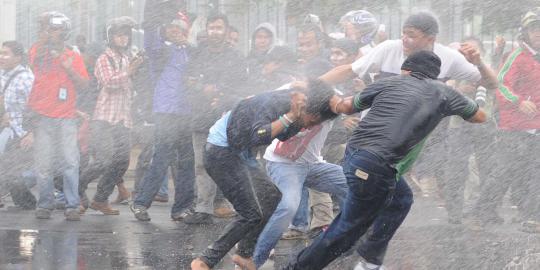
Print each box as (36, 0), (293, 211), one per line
(1, 0), (540, 269)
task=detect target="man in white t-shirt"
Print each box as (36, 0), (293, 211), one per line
(252, 120), (348, 268)
(315, 11), (498, 270)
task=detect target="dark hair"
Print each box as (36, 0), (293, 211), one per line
(2, 41), (27, 65)
(306, 78), (338, 120)
(229, 25), (239, 33)
(298, 23), (326, 43)
(206, 13), (229, 28)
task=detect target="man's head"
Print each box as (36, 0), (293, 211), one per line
(521, 8), (540, 50)
(400, 50), (441, 79)
(299, 79), (338, 127)
(401, 11), (439, 56)
(0, 41), (25, 71)
(164, 12), (190, 46)
(107, 16), (137, 50)
(206, 13), (229, 46)
(253, 26), (274, 53)
(330, 39), (359, 67)
(228, 26), (240, 48)
(262, 46), (298, 76)
(339, 10), (378, 46)
(297, 24), (325, 62)
(37, 11), (72, 45)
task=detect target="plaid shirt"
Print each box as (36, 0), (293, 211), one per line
(93, 48), (133, 128)
(0, 65), (34, 138)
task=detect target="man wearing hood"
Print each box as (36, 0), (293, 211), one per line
(247, 23), (277, 76)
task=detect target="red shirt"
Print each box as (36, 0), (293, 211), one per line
(28, 45), (88, 118)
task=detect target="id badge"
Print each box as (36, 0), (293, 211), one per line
(58, 88), (68, 101)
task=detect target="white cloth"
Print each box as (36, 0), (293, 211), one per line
(264, 120), (334, 164)
(351, 39), (482, 83)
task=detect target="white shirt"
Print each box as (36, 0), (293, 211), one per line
(351, 39), (482, 83)
(264, 120), (334, 164)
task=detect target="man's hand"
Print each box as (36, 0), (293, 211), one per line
(459, 42), (482, 66)
(128, 56), (144, 77)
(287, 91), (307, 122)
(519, 100), (538, 116)
(62, 55), (74, 71)
(343, 116), (361, 131)
(20, 132), (34, 151)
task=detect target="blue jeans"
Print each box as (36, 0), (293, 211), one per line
(285, 147), (413, 269)
(134, 113), (195, 215)
(157, 172), (169, 197)
(254, 161), (348, 268)
(34, 117), (80, 210)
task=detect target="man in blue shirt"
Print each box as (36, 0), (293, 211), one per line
(191, 79), (338, 270)
(131, 0), (195, 222)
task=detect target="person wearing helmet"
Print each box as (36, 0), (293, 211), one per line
(77, 17), (142, 216)
(470, 7), (540, 232)
(339, 10), (379, 57)
(26, 11), (89, 221)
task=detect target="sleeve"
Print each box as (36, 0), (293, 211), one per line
(352, 82), (385, 112)
(351, 40), (392, 78)
(446, 49), (481, 83)
(94, 55), (129, 90)
(8, 72), (34, 137)
(497, 48), (523, 104)
(443, 86), (479, 120)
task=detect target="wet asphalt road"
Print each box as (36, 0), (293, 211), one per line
(1, 178), (540, 270)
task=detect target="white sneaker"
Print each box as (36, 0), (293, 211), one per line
(354, 259), (385, 270)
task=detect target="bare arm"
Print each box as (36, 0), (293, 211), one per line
(319, 64), (355, 85)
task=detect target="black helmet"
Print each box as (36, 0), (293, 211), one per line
(106, 16), (137, 46)
(38, 11), (72, 40)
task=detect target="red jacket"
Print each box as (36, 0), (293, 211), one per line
(496, 46), (540, 130)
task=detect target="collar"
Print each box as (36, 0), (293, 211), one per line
(1, 64), (25, 78)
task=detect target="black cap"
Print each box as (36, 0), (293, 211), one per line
(401, 50), (441, 79)
(332, 38), (360, 56)
(403, 11), (439, 36)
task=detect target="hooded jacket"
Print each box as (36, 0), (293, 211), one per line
(247, 23), (277, 74)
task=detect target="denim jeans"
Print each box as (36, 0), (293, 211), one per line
(157, 172), (169, 197)
(34, 116), (80, 210)
(133, 113), (195, 215)
(254, 161), (348, 267)
(286, 147), (413, 269)
(200, 143), (281, 268)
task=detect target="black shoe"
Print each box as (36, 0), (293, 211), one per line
(184, 212), (213, 224)
(130, 204), (151, 221)
(171, 209), (194, 221)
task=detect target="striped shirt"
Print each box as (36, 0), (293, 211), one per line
(0, 65), (34, 137)
(93, 48), (133, 128)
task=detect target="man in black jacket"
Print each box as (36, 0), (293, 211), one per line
(191, 79), (338, 270)
(285, 51), (487, 270)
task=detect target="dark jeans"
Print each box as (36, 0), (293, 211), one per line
(200, 143), (281, 268)
(133, 113), (195, 214)
(286, 147), (413, 269)
(0, 145), (36, 209)
(78, 121), (131, 202)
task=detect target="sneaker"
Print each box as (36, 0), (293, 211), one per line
(35, 208), (52, 219)
(130, 204), (151, 221)
(90, 201), (120, 215)
(171, 209), (193, 221)
(281, 229), (306, 240)
(153, 195), (169, 203)
(214, 206), (236, 218)
(65, 208), (81, 221)
(184, 212), (213, 224)
(354, 257), (385, 270)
